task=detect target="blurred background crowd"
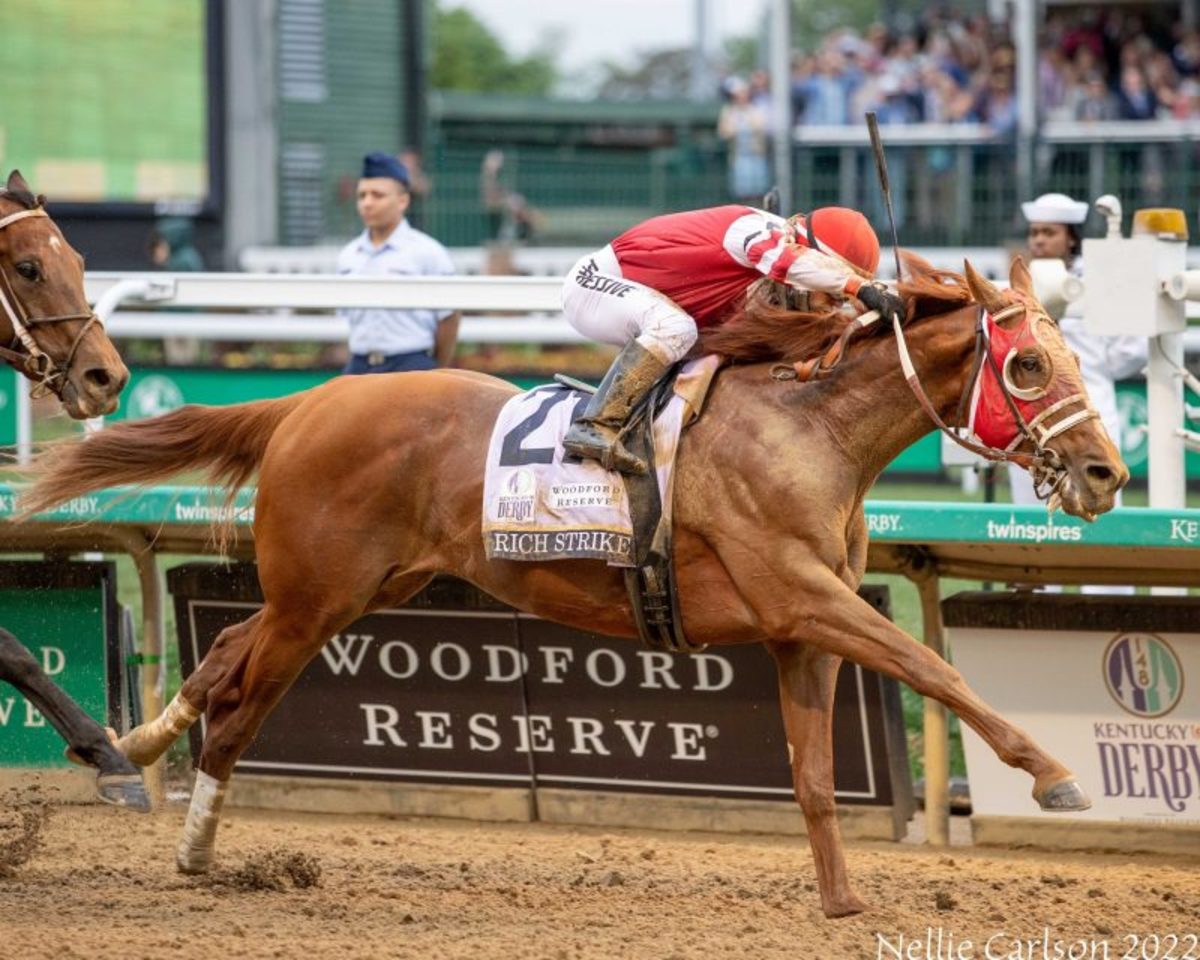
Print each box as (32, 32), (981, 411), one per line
(11, 1), (1200, 268)
(715, 9), (1200, 136)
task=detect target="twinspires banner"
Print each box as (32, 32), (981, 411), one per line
(0, 561), (126, 767)
(945, 593), (1200, 826)
(171, 565), (911, 808)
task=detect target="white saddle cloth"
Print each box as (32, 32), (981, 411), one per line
(481, 356), (721, 566)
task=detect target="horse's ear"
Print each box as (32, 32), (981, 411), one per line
(1009, 256), (1035, 298)
(5, 170), (30, 195)
(963, 259), (1007, 314)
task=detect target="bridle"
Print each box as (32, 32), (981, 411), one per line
(773, 293), (1100, 504)
(0, 205), (102, 399)
(894, 295), (1100, 502)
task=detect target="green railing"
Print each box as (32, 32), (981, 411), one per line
(404, 120), (1200, 249)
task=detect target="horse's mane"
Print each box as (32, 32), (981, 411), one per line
(696, 251), (973, 364)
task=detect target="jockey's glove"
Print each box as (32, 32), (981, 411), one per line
(856, 283), (906, 324)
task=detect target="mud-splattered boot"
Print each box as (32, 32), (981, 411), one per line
(562, 340), (667, 475)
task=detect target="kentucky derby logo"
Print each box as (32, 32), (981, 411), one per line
(1103, 633), (1183, 718)
(496, 469), (536, 523)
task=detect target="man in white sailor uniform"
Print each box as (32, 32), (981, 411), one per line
(1010, 192), (1146, 592)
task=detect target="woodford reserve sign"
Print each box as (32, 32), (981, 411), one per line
(0, 561), (128, 769)
(171, 565), (910, 810)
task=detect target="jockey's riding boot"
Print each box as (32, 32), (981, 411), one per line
(563, 340), (667, 475)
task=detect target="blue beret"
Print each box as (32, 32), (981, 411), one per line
(361, 152), (410, 186)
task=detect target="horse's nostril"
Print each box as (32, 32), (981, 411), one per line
(1086, 463), (1114, 485)
(84, 367), (123, 392)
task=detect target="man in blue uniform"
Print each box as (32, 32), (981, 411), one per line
(338, 152), (460, 373)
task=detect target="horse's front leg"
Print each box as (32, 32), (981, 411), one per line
(767, 641), (868, 918)
(0, 628), (149, 812)
(741, 558), (1088, 811)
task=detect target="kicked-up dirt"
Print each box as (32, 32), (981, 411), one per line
(0, 792), (1197, 960)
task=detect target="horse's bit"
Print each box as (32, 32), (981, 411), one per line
(0, 205), (102, 399)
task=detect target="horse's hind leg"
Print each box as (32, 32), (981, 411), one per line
(174, 601), (359, 873)
(768, 641), (868, 919)
(113, 614), (262, 766)
(0, 627), (149, 812)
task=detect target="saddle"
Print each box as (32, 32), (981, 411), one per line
(601, 366), (705, 655)
(481, 357), (721, 654)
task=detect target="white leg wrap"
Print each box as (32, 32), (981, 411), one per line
(175, 771), (228, 874)
(117, 692), (201, 765)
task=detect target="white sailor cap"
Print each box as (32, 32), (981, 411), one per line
(1020, 192), (1089, 225)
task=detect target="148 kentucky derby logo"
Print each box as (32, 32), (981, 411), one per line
(1103, 633), (1183, 718)
(495, 468), (536, 523)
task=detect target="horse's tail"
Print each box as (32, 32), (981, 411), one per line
(19, 394), (306, 518)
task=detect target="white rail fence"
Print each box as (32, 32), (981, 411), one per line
(86, 272), (574, 344)
(238, 244), (1130, 281)
(11, 273), (580, 464)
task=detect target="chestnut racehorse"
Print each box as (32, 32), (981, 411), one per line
(22, 256), (1127, 915)
(0, 171), (143, 810)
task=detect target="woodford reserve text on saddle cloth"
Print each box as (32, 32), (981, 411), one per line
(481, 357), (720, 565)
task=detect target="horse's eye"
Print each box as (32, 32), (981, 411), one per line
(1019, 355), (1041, 374)
(15, 261), (40, 282)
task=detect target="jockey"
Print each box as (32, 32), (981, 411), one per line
(561, 203), (904, 474)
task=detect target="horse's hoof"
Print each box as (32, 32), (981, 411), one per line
(175, 853), (212, 876)
(96, 773), (151, 813)
(823, 895), (870, 919)
(1037, 778), (1091, 812)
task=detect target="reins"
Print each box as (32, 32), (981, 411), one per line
(0, 205), (102, 399)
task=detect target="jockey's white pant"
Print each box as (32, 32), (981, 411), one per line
(562, 246), (698, 365)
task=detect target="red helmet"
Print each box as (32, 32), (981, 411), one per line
(797, 207), (881, 276)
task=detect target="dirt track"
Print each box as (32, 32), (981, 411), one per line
(1, 792), (1198, 960)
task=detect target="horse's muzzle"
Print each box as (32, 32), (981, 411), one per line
(61, 361), (129, 419)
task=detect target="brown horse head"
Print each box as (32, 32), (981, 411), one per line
(0, 171), (129, 418)
(963, 256), (1128, 520)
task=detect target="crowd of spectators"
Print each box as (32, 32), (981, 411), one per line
(1040, 11), (1200, 122)
(766, 8), (1200, 133)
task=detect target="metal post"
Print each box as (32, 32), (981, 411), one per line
(1089, 143), (1106, 208)
(915, 572), (951, 846)
(955, 144), (973, 243)
(690, 0), (711, 102)
(1013, 0), (1038, 207)
(1148, 331), (1188, 509)
(106, 528), (166, 807)
(224, 0), (279, 264)
(15, 374), (31, 466)
(769, 0), (793, 213)
(839, 146), (858, 210)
